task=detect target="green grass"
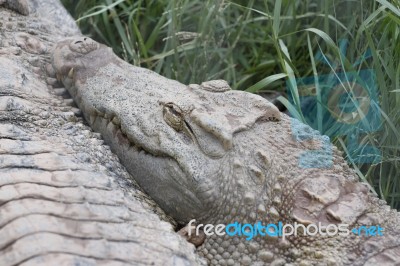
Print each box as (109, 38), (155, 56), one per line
(62, 0), (400, 209)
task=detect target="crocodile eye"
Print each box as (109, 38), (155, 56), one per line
(163, 103), (183, 131)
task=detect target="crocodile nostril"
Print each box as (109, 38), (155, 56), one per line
(84, 38), (87, 41)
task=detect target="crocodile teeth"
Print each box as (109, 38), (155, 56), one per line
(68, 68), (74, 78)
(112, 116), (121, 126)
(89, 115), (96, 125)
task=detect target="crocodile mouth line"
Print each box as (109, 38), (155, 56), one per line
(57, 79), (195, 188)
(88, 109), (166, 159)
(55, 80), (157, 159)
(86, 106), (209, 198)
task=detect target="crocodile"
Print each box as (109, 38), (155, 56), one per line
(51, 36), (400, 265)
(0, 0), (203, 265)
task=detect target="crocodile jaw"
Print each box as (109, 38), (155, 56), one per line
(51, 37), (282, 224)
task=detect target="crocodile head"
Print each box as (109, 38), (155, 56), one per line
(52, 37), (283, 223)
(52, 37), (400, 265)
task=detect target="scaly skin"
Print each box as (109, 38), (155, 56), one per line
(0, 1), (203, 265)
(52, 37), (400, 265)
(0, 0), (30, 16)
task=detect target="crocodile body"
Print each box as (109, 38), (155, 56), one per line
(0, 1), (203, 265)
(51, 37), (400, 265)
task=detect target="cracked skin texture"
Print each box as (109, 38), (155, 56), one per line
(52, 37), (400, 265)
(0, 1), (203, 265)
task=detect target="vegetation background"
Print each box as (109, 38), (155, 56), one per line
(61, 0), (400, 209)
